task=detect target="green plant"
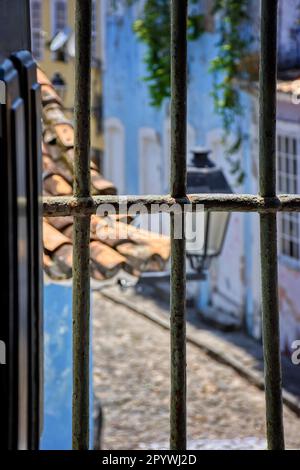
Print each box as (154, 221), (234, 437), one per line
(132, 0), (205, 107)
(210, 1), (248, 128)
(210, 0), (250, 183)
(119, 0), (252, 180)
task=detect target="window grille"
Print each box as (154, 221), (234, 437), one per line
(43, 0), (287, 450)
(277, 134), (300, 260)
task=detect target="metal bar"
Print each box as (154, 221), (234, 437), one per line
(170, 0), (187, 450)
(43, 193), (300, 217)
(259, 0), (284, 450)
(72, 0), (92, 450)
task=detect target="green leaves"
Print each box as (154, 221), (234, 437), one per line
(122, 0), (252, 182)
(132, 0), (205, 107)
(187, 14), (205, 41)
(132, 0), (171, 107)
(210, 0), (250, 183)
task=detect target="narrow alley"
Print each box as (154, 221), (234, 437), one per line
(93, 294), (300, 450)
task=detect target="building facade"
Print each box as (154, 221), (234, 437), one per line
(103, 0), (300, 353)
(30, 0), (104, 166)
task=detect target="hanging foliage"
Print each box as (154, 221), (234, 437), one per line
(118, 0), (253, 180)
(132, 0), (205, 107)
(210, 1), (249, 130)
(209, 0), (250, 183)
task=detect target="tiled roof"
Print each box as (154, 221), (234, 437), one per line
(277, 69), (300, 96)
(277, 79), (300, 95)
(38, 69), (170, 281)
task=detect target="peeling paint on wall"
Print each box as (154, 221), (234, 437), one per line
(104, 0), (300, 353)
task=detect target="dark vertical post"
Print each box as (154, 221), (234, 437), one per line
(72, 0), (92, 450)
(259, 0), (285, 450)
(170, 0), (187, 450)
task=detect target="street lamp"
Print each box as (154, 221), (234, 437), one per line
(186, 147), (232, 272)
(51, 72), (67, 101)
(118, 147), (233, 289)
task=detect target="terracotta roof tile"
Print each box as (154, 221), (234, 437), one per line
(43, 127), (57, 145)
(42, 141), (52, 157)
(277, 80), (299, 95)
(116, 242), (166, 272)
(277, 72), (300, 96)
(61, 224), (72, 239)
(43, 174), (73, 196)
(45, 216), (73, 231)
(37, 68), (52, 86)
(90, 241), (126, 278)
(52, 244), (73, 277)
(43, 157), (73, 184)
(43, 253), (53, 269)
(40, 84), (63, 106)
(43, 154), (57, 173)
(90, 218), (133, 247)
(54, 123), (74, 148)
(38, 67), (170, 281)
(43, 220), (71, 253)
(43, 103), (69, 125)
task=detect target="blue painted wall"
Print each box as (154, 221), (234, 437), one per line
(104, 7), (228, 191)
(41, 284), (94, 450)
(104, 0), (262, 338)
(104, 2), (255, 334)
(105, 8), (166, 194)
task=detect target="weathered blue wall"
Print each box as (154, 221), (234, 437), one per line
(104, 2), (255, 331)
(104, 2), (255, 334)
(41, 283), (94, 450)
(104, 6), (231, 191)
(104, 8), (165, 194)
(104, 1), (300, 349)
(278, 0), (300, 69)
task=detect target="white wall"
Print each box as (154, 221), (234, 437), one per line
(205, 129), (246, 323)
(139, 127), (163, 194)
(104, 117), (125, 194)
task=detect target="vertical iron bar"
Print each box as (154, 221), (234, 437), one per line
(72, 0), (92, 450)
(259, 0), (285, 450)
(170, 0), (187, 450)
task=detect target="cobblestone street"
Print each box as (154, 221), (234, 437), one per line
(93, 293), (300, 450)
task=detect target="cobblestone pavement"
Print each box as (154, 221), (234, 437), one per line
(93, 293), (300, 450)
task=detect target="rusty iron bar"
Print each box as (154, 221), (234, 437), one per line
(170, 0), (187, 450)
(43, 193), (300, 217)
(72, 0), (92, 450)
(259, 0), (285, 450)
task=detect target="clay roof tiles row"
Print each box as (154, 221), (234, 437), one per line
(38, 68), (170, 281)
